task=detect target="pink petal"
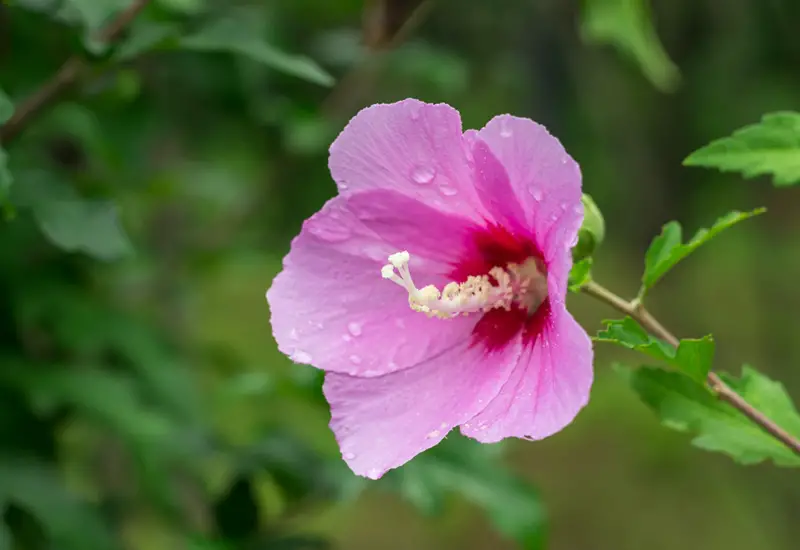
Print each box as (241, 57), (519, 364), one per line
(329, 99), (487, 221)
(477, 115), (584, 272)
(470, 138), (528, 234)
(324, 338), (523, 479)
(266, 189), (482, 377)
(460, 304), (593, 443)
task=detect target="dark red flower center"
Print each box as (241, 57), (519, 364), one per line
(449, 224), (550, 352)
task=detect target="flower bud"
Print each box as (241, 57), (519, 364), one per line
(572, 194), (605, 261)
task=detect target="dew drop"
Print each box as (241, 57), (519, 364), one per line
(342, 334), (352, 342)
(347, 322), (363, 336)
(438, 184), (458, 197)
(367, 468), (382, 479)
(574, 204), (584, 215)
(426, 429), (441, 439)
(289, 328), (299, 340)
(409, 102), (421, 120)
(411, 165), (436, 185)
(343, 452), (356, 460)
(290, 350), (312, 363)
(440, 422), (448, 429)
(529, 187), (543, 201)
(569, 234), (579, 247)
(349, 354), (362, 365)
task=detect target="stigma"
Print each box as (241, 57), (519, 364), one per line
(381, 250), (548, 319)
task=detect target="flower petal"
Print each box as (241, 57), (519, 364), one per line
(266, 190), (482, 377)
(477, 115), (583, 267)
(324, 338), (523, 478)
(459, 304), (593, 443)
(470, 138), (528, 234)
(329, 99), (486, 220)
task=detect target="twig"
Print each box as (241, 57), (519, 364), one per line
(0, 0), (152, 146)
(582, 279), (800, 457)
(322, 0), (435, 119)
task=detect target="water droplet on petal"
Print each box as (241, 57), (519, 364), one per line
(367, 467), (382, 479)
(349, 354), (362, 365)
(347, 322), (363, 336)
(344, 452), (356, 460)
(569, 234), (579, 247)
(438, 184), (458, 197)
(409, 102), (421, 120)
(440, 422), (448, 429)
(342, 334), (352, 342)
(291, 350), (312, 363)
(529, 187), (543, 201)
(411, 165), (436, 185)
(426, 429), (441, 439)
(574, 204), (583, 215)
(289, 328), (299, 340)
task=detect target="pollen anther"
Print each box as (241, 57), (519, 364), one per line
(380, 251), (547, 319)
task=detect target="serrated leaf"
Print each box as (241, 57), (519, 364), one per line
(597, 317), (714, 383)
(388, 435), (546, 549)
(568, 257), (592, 293)
(627, 366), (800, 467)
(684, 112), (800, 186)
(179, 13), (333, 86)
(10, 170), (133, 260)
(581, 0), (679, 92)
(640, 208), (765, 296)
(0, 457), (118, 550)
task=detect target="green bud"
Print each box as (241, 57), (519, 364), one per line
(572, 194), (605, 262)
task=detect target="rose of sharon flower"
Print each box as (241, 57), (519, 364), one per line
(266, 99), (593, 479)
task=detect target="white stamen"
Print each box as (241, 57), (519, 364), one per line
(379, 251), (545, 319)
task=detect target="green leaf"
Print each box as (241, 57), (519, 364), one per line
(640, 208), (765, 296)
(597, 317), (714, 383)
(683, 111), (800, 186)
(389, 435), (546, 549)
(627, 366), (800, 467)
(179, 13), (334, 86)
(0, 457), (117, 550)
(568, 258), (592, 293)
(61, 0), (128, 30)
(10, 170), (133, 260)
(581, 0), (679, 92)
(115, 21), (181, 61)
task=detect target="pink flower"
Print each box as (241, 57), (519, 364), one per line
(266, 99), (593, 479)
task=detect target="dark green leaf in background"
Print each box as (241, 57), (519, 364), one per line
(0, 457), (118, 550)
(388, 435), (547, 550)
(581, 0), (679, 91)
(684, 112), (800, 186)
(597, 317), (714, 383)
(10, 171), (133, 260)
(624, 366), (800, 467)
(179, 12), (334, 86)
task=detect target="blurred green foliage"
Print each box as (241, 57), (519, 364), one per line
(0, 1), (799, 550)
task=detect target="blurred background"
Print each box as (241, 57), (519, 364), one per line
(1, 0), (800, 549)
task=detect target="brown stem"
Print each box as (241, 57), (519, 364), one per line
(0, 0), (152, 145)
(582, 279), (800, 457)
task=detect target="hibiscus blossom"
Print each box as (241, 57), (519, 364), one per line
(266, 99), (593, 479)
